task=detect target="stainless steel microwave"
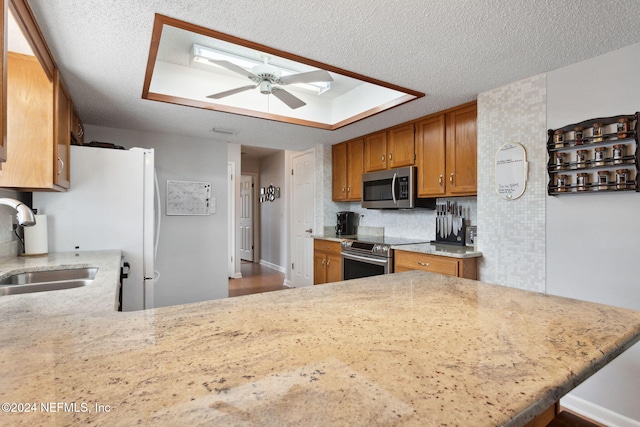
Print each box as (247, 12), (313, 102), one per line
(361, 167), (436, 209)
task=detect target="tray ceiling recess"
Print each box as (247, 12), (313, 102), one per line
(143, 15), (424, 130)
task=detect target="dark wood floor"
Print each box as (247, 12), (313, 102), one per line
(228, 261), (288, 297)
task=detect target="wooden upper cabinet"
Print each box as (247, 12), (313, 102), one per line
(387, 123), (415, 168)
(416, 101), (477, 197)
(332, 142), (348, 200)
(0, 0), (74, 191)
(346, 138), (363, 200)
(54, 70), (70, 189)
(332, 138), (363, 202)
(446, 102), (477, 196)
(364, 125), (415, 173)
(0, 52), (55, 190)
(416, 114), (446, 197)
(363, 132), (387, 172)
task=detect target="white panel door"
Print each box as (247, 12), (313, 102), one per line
(290, 151), (314, 287)
(239, 175), (254, 261)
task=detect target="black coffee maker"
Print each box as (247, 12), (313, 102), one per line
(336, 211), (355, 236)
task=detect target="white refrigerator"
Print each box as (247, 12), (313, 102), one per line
(34, 145), (158, 311)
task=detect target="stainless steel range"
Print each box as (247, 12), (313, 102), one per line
(341, 236), (430, 280)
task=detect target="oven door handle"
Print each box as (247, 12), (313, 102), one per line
(391, 172), (398, 205)
(341, 251), (390, 267)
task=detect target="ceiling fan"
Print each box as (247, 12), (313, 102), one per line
(206, 58), (333, 109)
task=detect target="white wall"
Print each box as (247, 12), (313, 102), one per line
(228, 143), (242, 278)
(546, 42), (640, 423)
(476, 41), (640, 424)
(84, 125), (229, 307)
(258, 151), (286, 270)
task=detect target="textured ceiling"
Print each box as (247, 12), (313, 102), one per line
(25, 0), (640, 153)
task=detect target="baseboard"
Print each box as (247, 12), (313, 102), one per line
(259, 259), (285, 273)
(561, 394), (640, 427)
(283, 279), (292, 288)
(233, 272), (242, 279)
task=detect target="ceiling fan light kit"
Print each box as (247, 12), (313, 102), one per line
(203, 55), (334, 109)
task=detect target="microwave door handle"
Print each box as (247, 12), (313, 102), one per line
(392, 172), (398, 205)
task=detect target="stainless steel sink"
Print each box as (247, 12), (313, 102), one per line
(0, 267), (98, 296)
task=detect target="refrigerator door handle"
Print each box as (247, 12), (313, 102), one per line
(121, 261), (130, 279)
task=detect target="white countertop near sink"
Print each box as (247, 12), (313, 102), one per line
(0, 250), (122, 320)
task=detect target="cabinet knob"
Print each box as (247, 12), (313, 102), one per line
(439, 174), (443, 186)
(417, 262), (430, 267)
(449, 173), (454, 185)
(321, 259), (325, 266)
(342, 186), (345, 193)
(347, 186), (351, 193)
(327, 259), (331, 266)
(381, 154), (385, 163)
(389, 152), (393, 161)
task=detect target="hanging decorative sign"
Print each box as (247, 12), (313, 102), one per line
(495, 143), (528, 200)
(260, 184), (280, 203)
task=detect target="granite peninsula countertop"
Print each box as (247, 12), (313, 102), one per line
(313, 233), (482, 258)
(1, 253), (640, 426)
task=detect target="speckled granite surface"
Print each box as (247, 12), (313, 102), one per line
(313, 234), (482, 259)
(1, 254), (639, 426)
(393, 243), (482, 258)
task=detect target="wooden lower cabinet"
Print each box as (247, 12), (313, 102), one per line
(394, 250), (477, 279)
(314, 239), (342, 285)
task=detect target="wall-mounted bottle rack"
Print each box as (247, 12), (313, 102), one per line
(547, 112), (638, 195)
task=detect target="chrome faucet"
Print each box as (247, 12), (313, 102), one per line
(0, 198), (36, 226)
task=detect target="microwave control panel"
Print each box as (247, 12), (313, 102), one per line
(398, 176), (409, 200)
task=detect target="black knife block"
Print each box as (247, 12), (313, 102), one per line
(432, 218), (466, 246)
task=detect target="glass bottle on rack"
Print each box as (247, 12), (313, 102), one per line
(592, 123), (605, 142)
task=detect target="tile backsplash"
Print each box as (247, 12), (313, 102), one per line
(0, 189), (23, 261)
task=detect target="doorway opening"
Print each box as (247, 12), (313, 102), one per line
(228, 261), (287, 297)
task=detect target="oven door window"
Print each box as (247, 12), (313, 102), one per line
(342, 255), (389, 280)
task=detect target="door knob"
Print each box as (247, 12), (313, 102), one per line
(305, 228), (313, 233)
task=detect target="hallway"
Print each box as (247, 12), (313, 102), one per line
(228, 261), (288, 297)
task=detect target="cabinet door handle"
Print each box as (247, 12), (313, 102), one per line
(449, 173), (454, 185)
(305, 228), (313, 233)
(417, 262), (430, 267)
(327, 259), (331, 266)
(321, 259), (325, 266)
(389, 152), (393, 161)
(347, 186), (351, 193)
(57, 157), (65, 175)
(342, 186), (346, 193)
(381, 154), (385, 163)
(439, 174), (443, 186)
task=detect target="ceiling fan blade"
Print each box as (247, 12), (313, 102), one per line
(206, 85), (257, 99)
(206, 59), (260, 80)
(271, 87), (306, 109)
(279, 70), (333, 85)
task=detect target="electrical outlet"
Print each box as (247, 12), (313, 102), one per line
(466, 226), (477, 246)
